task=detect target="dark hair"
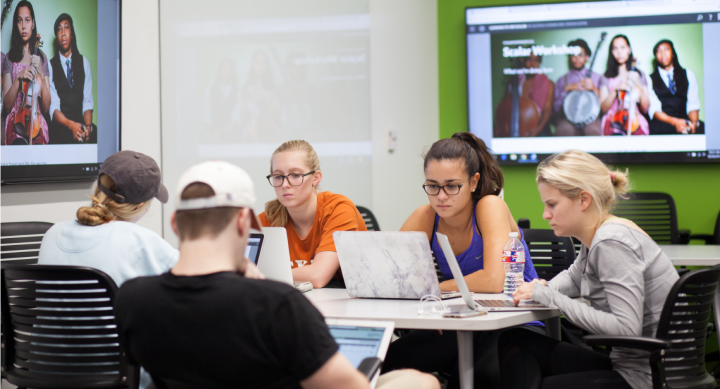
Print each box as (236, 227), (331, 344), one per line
(175, 183), (241, 241)
(652, 39), (682, 71)
(569, 38), (591, 57)
(423, 132), (503, 202)
(8, 1), (39, 63)
(53, 13), (80, 57)
(604, 35), (637, 78)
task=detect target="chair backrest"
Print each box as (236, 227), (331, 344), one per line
(523, 229), (576, 281)
(712, 211), (720, 245)
(613, 192), (679, 244)
(1, 263), (139, 389)
(356, 206), (381, 232)
(655, 266), (720, 387)
(1, 222), (54, 265)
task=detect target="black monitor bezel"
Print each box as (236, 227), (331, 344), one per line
(1, 0), (123, 185)
(463, 1), (720, 165)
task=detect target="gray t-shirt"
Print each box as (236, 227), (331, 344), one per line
(532, 222), (678, 389)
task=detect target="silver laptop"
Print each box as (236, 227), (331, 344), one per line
(436, 232), (555, 312)
(333, 231), (462, 300)
(257, 227), (312, 293)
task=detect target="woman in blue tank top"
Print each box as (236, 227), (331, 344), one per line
(382, 132), (544, 389)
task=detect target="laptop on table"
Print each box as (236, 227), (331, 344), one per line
(435, 232), (555, 312)
(256, 227), (313, 293)
(333, 231), (463, 300)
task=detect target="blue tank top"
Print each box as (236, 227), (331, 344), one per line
(431, 205), (539, 283)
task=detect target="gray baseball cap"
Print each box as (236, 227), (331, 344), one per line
(97, 151), (168, 204)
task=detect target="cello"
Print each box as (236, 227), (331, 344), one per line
(494, 58), (540, 137)
(13, 34), (43, 145)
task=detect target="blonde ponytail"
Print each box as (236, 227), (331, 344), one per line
(264, 140), (320, 227)
(537, 150), (631, 225)
(77, 174), (153, 226)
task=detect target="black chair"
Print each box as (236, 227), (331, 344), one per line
(523, 229), (576, 281)
(356, 206), (380, 232)
(585, 266), (720, 389)
(689, 210), (720, 245)
(517, 218), (531, 229)
(613, 192), (689, 244)
(1, 263), (140, 389)
(1, 222), (54, 265)
(145, 357), (382, 389)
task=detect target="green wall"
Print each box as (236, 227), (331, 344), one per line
(438, 0), (720, 237)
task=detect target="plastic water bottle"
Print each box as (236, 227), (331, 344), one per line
(502, 232), (525, 298)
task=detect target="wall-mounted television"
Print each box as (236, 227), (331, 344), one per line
(466, 0), (720, 165)
(1, 0), (120, 184)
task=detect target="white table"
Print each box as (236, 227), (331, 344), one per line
(661, 245), (720, 266)
(306, 289), (561, 389)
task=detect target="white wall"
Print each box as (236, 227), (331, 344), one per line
(369, 0), (439, 230)
(1, 0), (438, 236)
(1, 0), (164, 235)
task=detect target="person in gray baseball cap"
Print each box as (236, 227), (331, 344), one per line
(38, 150), (177, 389)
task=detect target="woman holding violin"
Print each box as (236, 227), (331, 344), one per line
(2, 0), (51, 145)
(599, 35), (650, 136)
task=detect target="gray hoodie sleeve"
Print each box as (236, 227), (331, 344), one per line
(532, 239), (645, 336)
(547, 250), (584, 297)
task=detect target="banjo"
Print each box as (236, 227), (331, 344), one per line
(563, 32), (607, 129)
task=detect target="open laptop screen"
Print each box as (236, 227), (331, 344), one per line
(328, 325), (385, 368)
(245, 234), (264, 264)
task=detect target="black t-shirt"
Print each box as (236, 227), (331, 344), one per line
(114, 271), (338, 389)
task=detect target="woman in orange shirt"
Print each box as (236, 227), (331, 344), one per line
(259, 140), (367, 288)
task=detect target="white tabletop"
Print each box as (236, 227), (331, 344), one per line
(661, 245), (720, 266)
(305, 289), (559, 331)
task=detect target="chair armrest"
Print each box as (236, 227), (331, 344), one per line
(357, 357), (383, 379)
(584, 335), (670, 352)
(689, 234), (715, 244)
(678, 230), (691, 244)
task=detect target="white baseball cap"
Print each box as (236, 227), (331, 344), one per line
(175, 161), (261, 230)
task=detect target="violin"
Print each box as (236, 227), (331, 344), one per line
(13, 34), (43, 145)
(495, 58), (540, 137)
(609, 58), (641, 135)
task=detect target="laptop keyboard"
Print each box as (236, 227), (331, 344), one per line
(475, 299), (516, 308)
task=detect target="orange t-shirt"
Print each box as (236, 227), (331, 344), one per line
(259, 191), (367, 269)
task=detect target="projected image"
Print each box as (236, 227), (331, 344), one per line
(2, 0), (99, 145)
(489, 24), (705, 139)
(1, 0), (119, 182)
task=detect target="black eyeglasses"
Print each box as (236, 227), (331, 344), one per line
(266, 171), (316, 187)
(422, 178), (470, 196)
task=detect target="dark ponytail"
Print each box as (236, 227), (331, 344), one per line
(423, 132), (503, 203)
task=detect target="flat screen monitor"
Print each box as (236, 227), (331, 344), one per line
(466, 0), (720, 164)
(1, 0), (121, 183)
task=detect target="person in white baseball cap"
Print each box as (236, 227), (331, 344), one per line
(114, 160), (440, 389)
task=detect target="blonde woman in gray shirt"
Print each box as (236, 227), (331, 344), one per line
(498, 150), (678, 389)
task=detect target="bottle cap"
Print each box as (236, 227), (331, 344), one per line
(509, 232), (519, 238)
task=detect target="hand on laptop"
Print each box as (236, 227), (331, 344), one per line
(241, 257), (265, 280)
(511, 279), (547, 306)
